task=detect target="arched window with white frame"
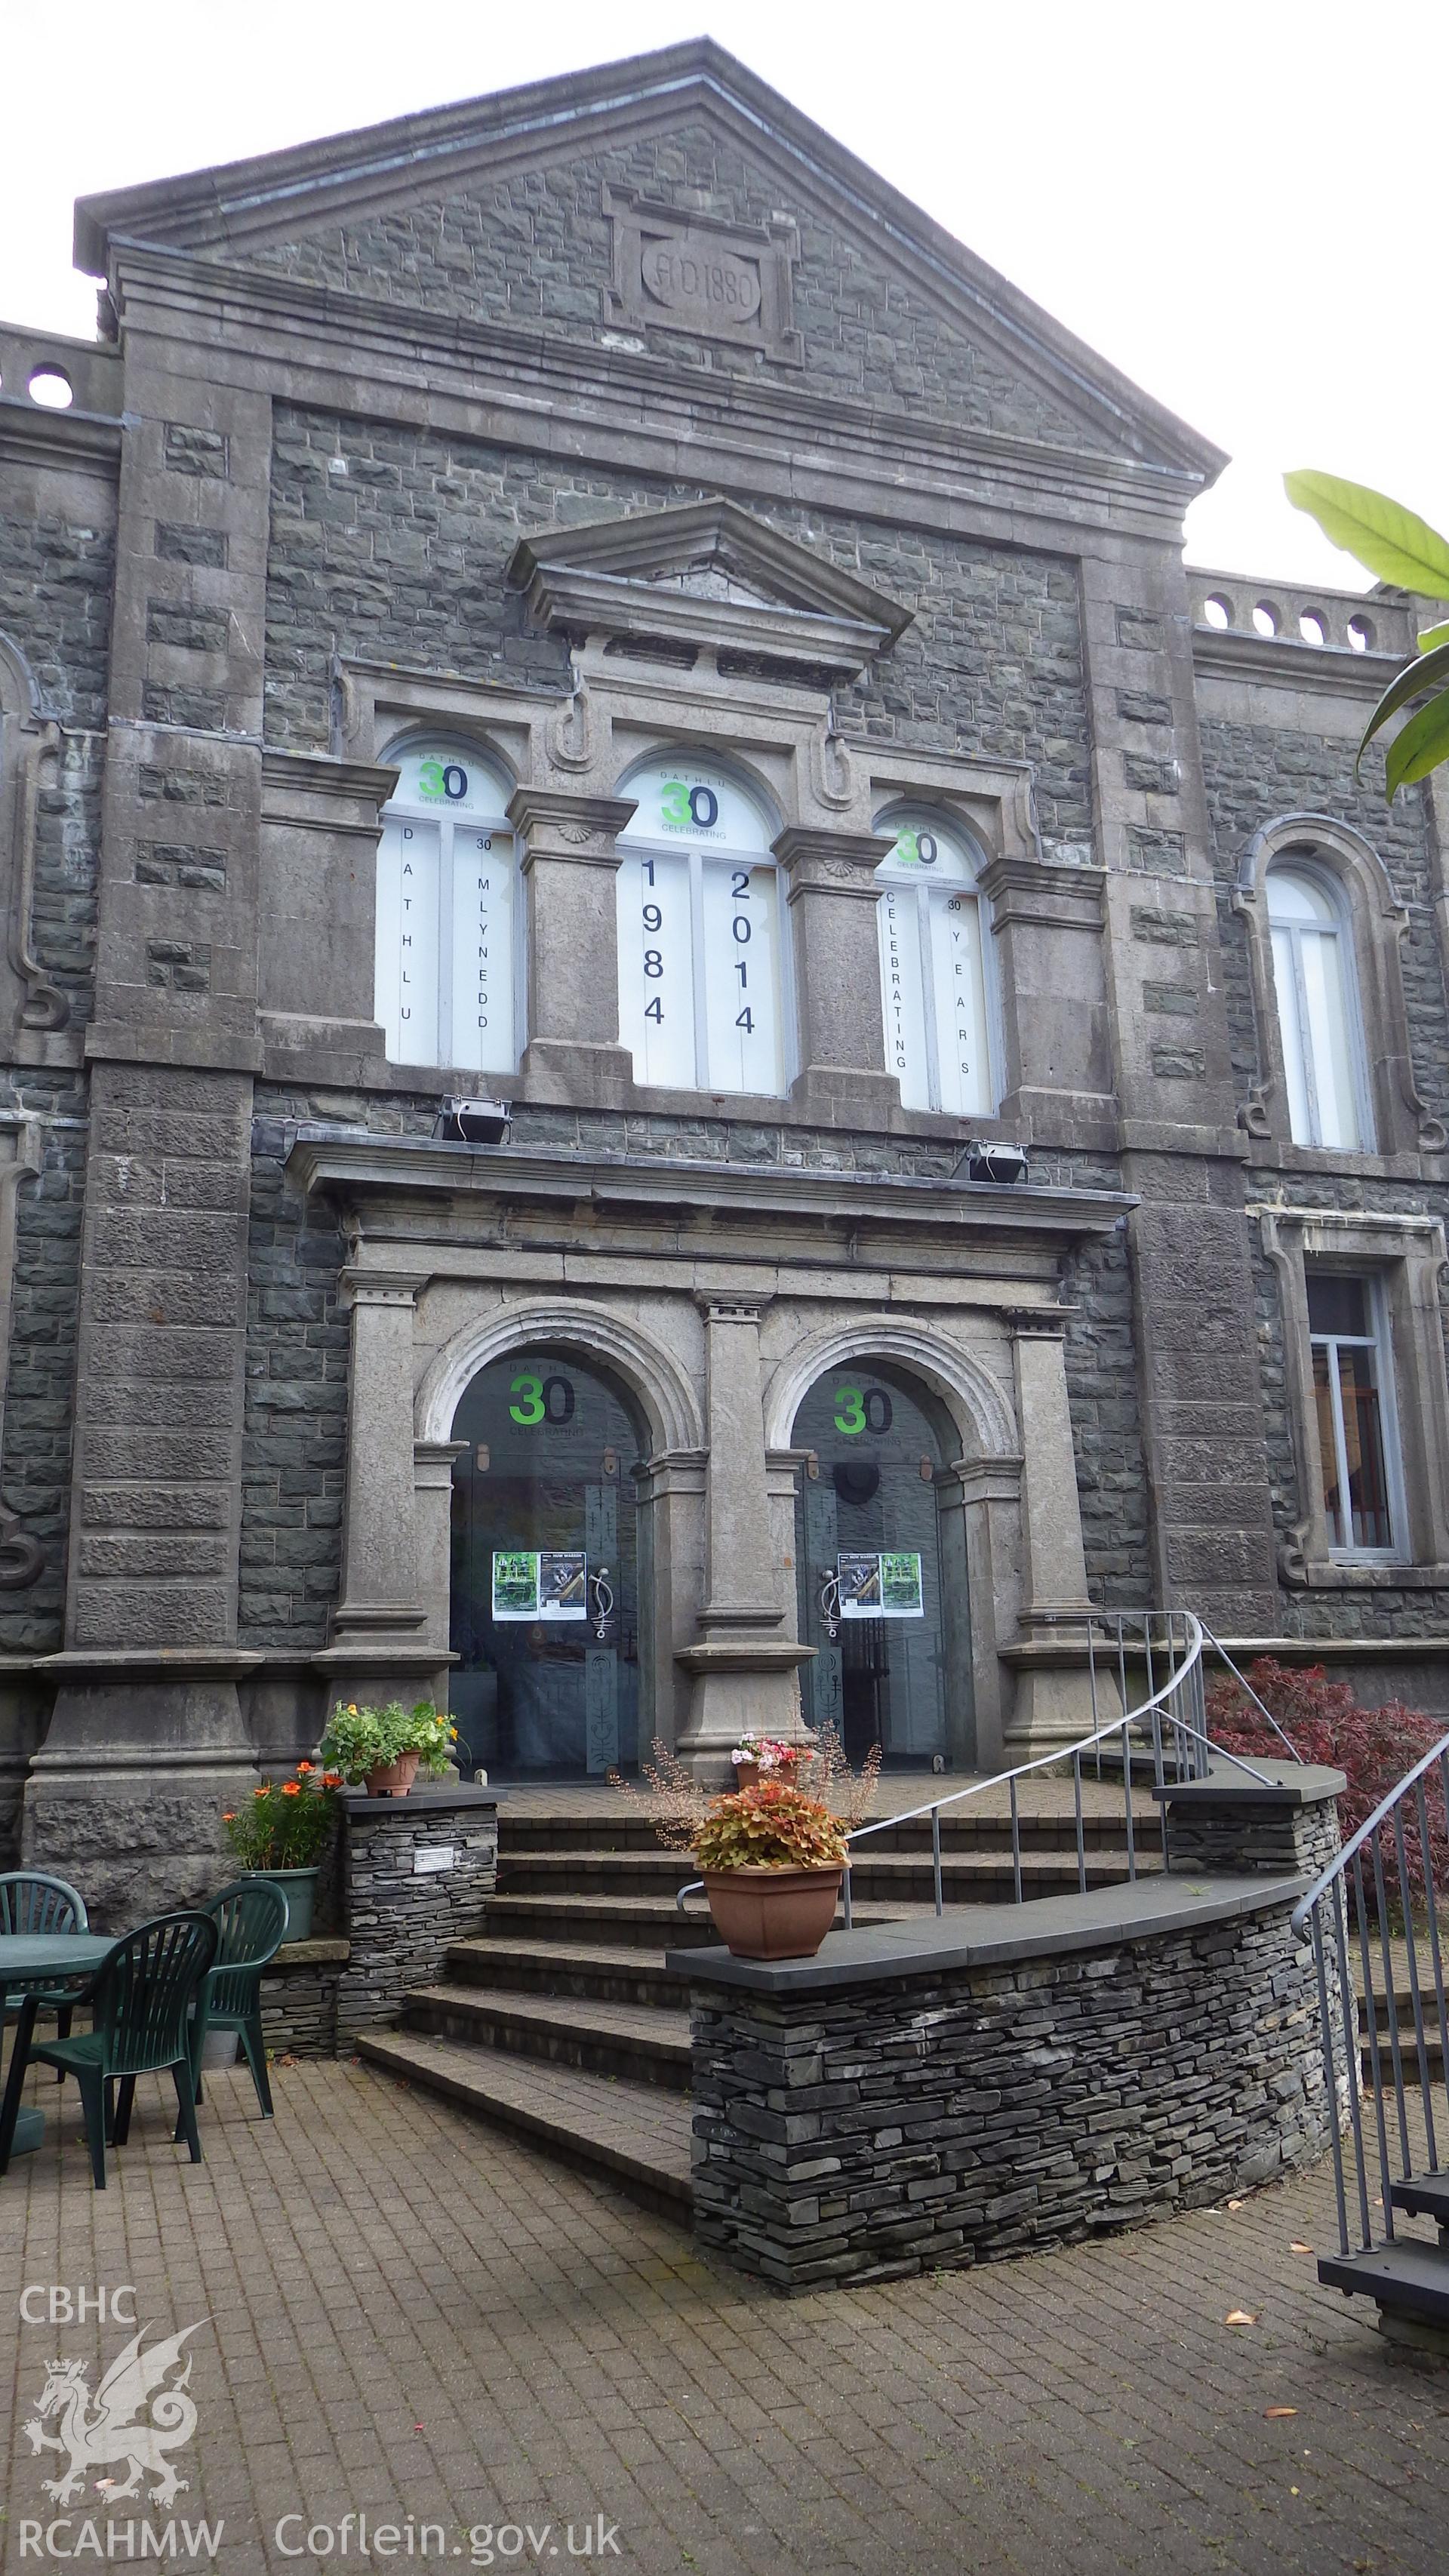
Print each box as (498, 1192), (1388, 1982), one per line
(1265, 857), (1371, 1150)
(616, 756), (789, 1096)
(874, 808), (996, 1117)
(376, 740), (520, 1071)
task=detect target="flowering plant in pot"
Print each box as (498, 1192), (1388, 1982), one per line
(318, 1700), (458, 1798)
(221, 1762), (340, 1940)
(729, 1734), (814, 1792)
(694, 1780), (850, 1962)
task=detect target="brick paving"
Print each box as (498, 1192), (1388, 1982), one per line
(1, 2055), (1446, 2576)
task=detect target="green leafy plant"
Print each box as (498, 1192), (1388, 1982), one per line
(694, 1780), (849, 1873)
(223, 1763), (339, 1870)
(318, 1699), (458, 1784)
(1284, 472), (1449, 798)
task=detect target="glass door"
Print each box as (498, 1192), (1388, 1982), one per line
(792, 1366), (950, 1768)
(449, 1350), (644, 1777)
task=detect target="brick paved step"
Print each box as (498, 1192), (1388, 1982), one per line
(497, 1845), (1157, 1900)
(356, 2028), (694, 2221)
(446, 1936), (682, 2008)
(1390, 2171), (1449, 2227)
(400, 1980), (692, 2091)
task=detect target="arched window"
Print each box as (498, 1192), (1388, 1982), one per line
(616, 757), (788, 1095)
(874, 808), (995, 1116)
(376, 741), (519, 1070)
(1265, 858), (1370, 1150)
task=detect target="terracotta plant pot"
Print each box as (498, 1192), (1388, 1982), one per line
(701, 1863), (845, 1962)
(732, 1760), (761, 1791)
(364, 1751), (420, 1799)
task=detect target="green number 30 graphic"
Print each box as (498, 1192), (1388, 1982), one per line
(660, 779), (691, 829)
(833, 1384), (867, 1436)
(509, 1372), (545, 1425)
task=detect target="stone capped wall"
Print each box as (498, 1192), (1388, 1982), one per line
(243, 124), (1108, 448)
(337, 1786), (497, 2043)
(689, 1895), (1334, 2290)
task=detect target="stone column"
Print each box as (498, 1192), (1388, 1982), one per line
(675, 1294), (811, 1776)
(1003, 1305), (1102, 1752)
(509, 786), (637, 1103)
(774, 825), (900, 1122)
(314, 1275), (441, 1713)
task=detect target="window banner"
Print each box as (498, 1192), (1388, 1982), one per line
(837, 1551), (924, 1620)
(491, 1550), (589, 1620)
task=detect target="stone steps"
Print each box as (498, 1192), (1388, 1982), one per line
(356, 2029), (694, 2217)
(363, 1784), (1153, 2221)
(398, 1980), (693, 2090)
(446, 1936), (683, 2008)
(497, 1844), (1158, 1902)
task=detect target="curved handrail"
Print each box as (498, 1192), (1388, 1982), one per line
(676, 1608), (1284, 1920)
(1291, 1724), (1449, 1933)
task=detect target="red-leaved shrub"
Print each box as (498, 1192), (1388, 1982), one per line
(1207, 1657), (1449, 1900)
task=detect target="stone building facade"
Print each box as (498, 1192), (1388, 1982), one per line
(2, 40), (1447, 1904)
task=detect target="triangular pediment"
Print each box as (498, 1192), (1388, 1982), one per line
(508, 498), (911, 676)
(74, 43), (1225, 484)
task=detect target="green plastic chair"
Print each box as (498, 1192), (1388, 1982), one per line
(0, 1871), (89, 2076)
(190, 1879), (289, 2119)
(0, 1910), (217, 2188)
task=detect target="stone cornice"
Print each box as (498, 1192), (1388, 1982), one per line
(103, 245), (1209, 545)
(288, 1134), (1134, 1243)
(0, 398), (121, 475)
(979, 854), (1106, 929)
(1191, 628), (1404, 700)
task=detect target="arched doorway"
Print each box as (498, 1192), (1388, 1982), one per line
(448, 1349), (647, 1777)
(792, 1363), (965, 1769)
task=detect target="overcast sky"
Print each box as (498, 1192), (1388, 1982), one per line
(4, 0), (1444, 592)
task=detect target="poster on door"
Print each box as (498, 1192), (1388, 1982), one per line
(492, 1550), (588, 1620)
(837, 1551), (924, 1619)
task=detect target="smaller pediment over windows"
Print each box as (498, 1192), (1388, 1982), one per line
(507, 497), (912, 678)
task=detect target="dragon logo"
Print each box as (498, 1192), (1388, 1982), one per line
(25, 2322), (203, 2507)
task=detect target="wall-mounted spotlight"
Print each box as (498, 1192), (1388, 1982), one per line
(436, 1097), (511, 1146)
(957, 1140), (1029, 1186)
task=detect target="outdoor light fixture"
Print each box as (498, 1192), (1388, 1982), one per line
(436, 1097), (511, 1146)
(958, 1140), (1029, 1186)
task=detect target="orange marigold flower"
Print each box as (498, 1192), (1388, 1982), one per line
(222, 1812), (236, 1824)
(323, 1770), (343, 1787)
(296, 1759), (314, 1774)
(253, 1785), (269, 1800)
(281, 1780), (302, 1797)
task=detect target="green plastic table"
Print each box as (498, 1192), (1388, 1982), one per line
(0, 1931), (112, 2161)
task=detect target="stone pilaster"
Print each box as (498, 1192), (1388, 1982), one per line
(315, 1274), (442, 1710)
(1075, 543), (1278, 1631)
(509, 786), (636, 1101)
(773, 825), (899, 1122)
(675, 1292), (811, 1774)
(1003, 1306), (1101, 1751)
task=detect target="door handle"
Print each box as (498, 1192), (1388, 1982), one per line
(589, 1565), (614, 1640)
(817, 1567), (841, 1643)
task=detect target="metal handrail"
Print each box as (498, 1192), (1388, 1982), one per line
(1197, 1619), (1305, 1763)
(1288, 1724), (1449, 2276)
(676, 1608), (1291, 1922)
(1291, 1727), (1449, 1934)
